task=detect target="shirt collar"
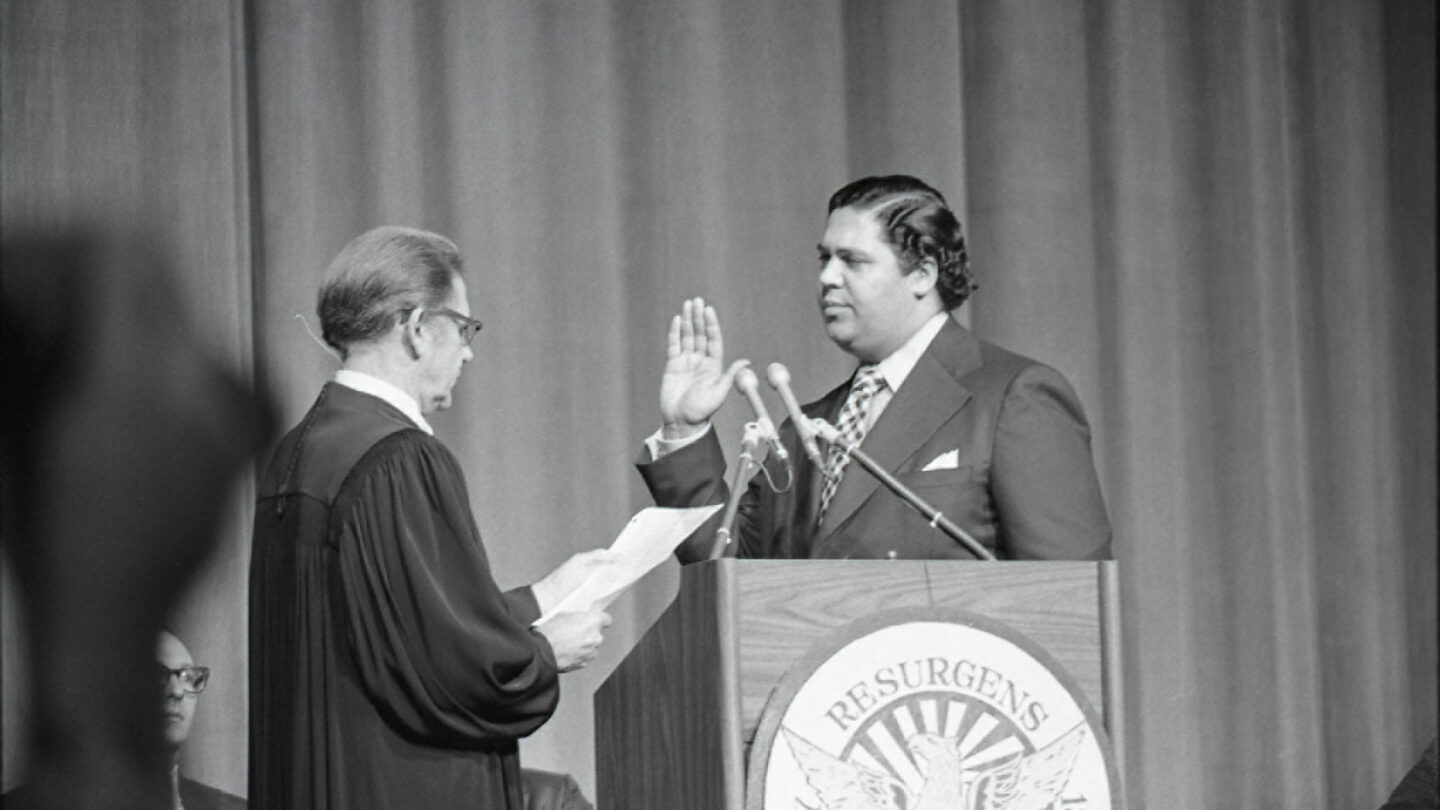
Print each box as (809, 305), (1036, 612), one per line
(333, 369), (434, 435)
(872, 312), (949, 392)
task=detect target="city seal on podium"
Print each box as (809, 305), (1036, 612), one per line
(746, 608), (1119, 810)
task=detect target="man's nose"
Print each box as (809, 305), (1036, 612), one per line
(818, 257), (842, 288)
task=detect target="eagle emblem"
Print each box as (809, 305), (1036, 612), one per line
(748, 616), (1116, 810)
(781, 723), (1087, 810)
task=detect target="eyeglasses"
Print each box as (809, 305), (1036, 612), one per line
(160, 665), (210, 695)
(431, 308), (483, 345)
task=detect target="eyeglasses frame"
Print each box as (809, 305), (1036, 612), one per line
(160, 664), (211, 695)
(430, 307), (483, 345)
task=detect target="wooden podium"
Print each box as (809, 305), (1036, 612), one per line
(593, 559), (1123, 809)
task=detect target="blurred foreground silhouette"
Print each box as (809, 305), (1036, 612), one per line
(1, 231), (275, 809)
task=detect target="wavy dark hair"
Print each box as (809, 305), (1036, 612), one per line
(317, 226), (463, 356)
(827, 175), (974, 309)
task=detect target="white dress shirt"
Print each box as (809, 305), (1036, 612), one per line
(333, 369), (434, 435)
(858, 311), (949, 430)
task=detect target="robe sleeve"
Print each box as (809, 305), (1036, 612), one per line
(501, 586), (541, 626)
(330, 430), (559, 747)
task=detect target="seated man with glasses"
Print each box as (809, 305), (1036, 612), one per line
(157, 628), (246, 810)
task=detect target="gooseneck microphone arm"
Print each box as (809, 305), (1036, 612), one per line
(810, 418), (997, 561)
(734, 367), (790, 467)
(710, 422), (764, 560)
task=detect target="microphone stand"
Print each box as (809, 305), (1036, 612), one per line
(709, 422), (764, 561)
(811, 418), (996, 561)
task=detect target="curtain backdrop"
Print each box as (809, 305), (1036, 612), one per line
(3, 1), (1433, 807)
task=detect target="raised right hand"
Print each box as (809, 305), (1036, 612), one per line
(659, 297), (748, 438)
(535, 609), (612, 673)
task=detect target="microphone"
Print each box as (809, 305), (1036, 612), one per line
(809, 418), (995, 561)
(711, 422), (764, 560)
(734, 367), (789, 466)
(765, 363), (824, 468)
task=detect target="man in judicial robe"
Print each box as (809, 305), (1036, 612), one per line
(249, 226), (611, 810)
(639, 175), (1111, 562)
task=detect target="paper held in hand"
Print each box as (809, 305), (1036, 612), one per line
(535, 504), (722, 625)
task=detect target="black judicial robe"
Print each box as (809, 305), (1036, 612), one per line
(249, 383), (559, 810)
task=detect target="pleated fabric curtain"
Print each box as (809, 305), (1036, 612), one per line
(2, 1), (1433, 807)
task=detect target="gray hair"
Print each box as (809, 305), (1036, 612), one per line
(317, 226), (463, 355)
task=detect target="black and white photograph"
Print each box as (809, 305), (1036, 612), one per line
(2, 2), (1434, 808)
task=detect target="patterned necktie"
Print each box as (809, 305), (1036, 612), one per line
(816, 365), (885, 529)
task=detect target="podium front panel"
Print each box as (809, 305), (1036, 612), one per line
(595, 559), (1118, 810)
(732, 560), (1105, 744)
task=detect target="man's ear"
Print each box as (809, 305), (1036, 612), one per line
(400, 308), (424, 360)
(909, 256), (940, 298)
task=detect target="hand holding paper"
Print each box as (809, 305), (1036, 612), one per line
(534, 609), (611, 672)
(535, 504), (722, 625)
(532, 548), (615, 617)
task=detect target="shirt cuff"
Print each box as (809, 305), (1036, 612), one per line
(643, 423), (712, 460)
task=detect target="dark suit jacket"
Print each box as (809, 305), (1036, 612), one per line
(180, 776), (248, 810)
(3, 776), (248, 810)
(639, 316), (1112, 561)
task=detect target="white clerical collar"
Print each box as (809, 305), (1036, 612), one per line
(333, 369), (434, 435)
(873, 312), (950, 392)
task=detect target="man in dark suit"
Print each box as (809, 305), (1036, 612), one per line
(639, 175), (1111, 561)
(157, 629), (247, 810)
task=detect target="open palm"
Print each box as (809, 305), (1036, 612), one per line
(660, 297), (747, 432)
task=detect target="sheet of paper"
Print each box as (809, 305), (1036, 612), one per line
(536, 504), (722, 623)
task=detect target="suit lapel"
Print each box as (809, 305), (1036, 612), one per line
(794, 385), (849, 551)
(814, 316), (980, 550)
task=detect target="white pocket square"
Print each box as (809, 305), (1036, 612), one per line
(920, 449), (960, 471)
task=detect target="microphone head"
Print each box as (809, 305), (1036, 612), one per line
(765, 362), (791, 388)
(735, 366), (760, 395)
(764, 361), (822, 465)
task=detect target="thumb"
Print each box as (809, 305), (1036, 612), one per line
(719, 358), (751, 390)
